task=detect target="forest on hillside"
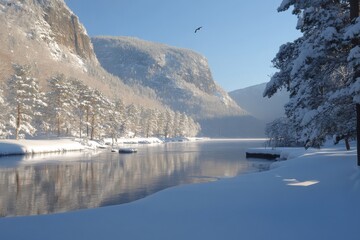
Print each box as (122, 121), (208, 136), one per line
(0, 64), (200, 141)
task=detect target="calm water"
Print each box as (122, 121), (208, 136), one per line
(0, 139), (269, 217)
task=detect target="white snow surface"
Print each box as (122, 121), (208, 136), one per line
(0, 142), (359, 240)
(0, 138), (85, 155)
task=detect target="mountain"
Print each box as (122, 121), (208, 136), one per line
(229, 83), (289, 123)
(0, 0), (265, 137)
(0, 0), (161, 108)
(92, 36), (265, 137)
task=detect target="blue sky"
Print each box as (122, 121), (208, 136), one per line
(65, 0), (300, 91)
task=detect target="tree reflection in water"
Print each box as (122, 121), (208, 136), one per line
(0, 140), (268, 217)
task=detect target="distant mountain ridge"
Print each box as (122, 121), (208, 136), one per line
(229, 83), (289, 122)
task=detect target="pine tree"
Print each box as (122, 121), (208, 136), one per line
(126, 104), (141, 137)
(6, 64), (47, 139)
(163, 108), (175, 138)
(89, 89), (112, 140)
(264, 0), (356, 149)
(70, 78), (92, 138)
(141, 108), (157, 138)
(107, 99), (125, 144)
(47, 74), (76, 136)
(347, 0), (360, 163)
(0, 86), (11, 138)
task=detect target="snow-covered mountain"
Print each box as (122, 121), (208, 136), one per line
(0, 0), (266, 137)
(92, 36), (265, 137)
(0, 0), (161, 108)
(92, 36), (244, 117)
(229, 83), (289, 123)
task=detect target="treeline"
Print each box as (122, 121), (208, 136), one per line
(0, 64), (201, 140)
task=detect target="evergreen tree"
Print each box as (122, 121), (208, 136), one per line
(107, 99), (125, 144)
(264, 0), (356, 149)
(6, 64), (46, 139)
(154, 109), (166, 137)
(0, 87), (11, 138)
(47, 74), (76, 136)
(70, 78), (92, 138)
(163, 108), (175, 138)
(126, 104), (141, 137)
(141, 108), (157, 138)
(265, 117), (299, 147)
(89, 89), (112, 140)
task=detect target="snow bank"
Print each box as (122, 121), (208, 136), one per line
(0, 137), (203, 156)
(0, 145), (359, 240)
(0, 139), (85, 156)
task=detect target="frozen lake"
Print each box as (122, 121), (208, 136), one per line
(0, 139), (269, 217)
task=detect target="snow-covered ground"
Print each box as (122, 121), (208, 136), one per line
(0, 142), (359, 240)
(0, 138), (86, 156)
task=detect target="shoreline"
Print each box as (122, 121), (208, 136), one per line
(0, 144), (358, 239)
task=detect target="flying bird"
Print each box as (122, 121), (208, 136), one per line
(194, 26), (202, 33)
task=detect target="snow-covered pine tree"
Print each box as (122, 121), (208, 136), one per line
(0, 86), (11, 138)
(107, 99), (125, 144)
(346, 0), (360, 162)
(89, 89), (112, 140)
(47, 74), (76, 137)
(187, 116), (201, 137)
(265, 117), (298, 147)
(264, 0), (356, 149)
(70, 78), (92, 138)
(6, 64), (47, 139)
(177, 112), (188, 137)
(154, 109), (166, 138)
(141, 108), (157, 138)
(126, 104), (141, 137)
(163, 108), (175, 138)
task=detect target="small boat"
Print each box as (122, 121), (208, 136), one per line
(118, 148), (138, 154)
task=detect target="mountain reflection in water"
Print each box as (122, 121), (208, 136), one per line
(0, 140), (268, 217)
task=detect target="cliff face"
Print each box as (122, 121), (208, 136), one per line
(0, 0), (162, 108)
(0, 0), (97, 62)
(92, 36), (246, 120)
(39, 0), (96, 62)
(0, 0), (97, 75)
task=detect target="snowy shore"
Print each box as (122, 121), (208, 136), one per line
(0, 143), (359, 240)
(0, 137), (166, 156)
(0, 139), (86, 156)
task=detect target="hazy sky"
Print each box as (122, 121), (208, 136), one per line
(65, 0), (300, 91)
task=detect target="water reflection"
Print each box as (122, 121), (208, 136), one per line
(0, 140), (268, 217)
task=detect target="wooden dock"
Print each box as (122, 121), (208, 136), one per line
(246, 148), (282, 160)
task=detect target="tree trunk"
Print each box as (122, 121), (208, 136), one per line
(16, 103), (21, 140)
(345, 137), (351, 151)
(350, 0), (360, 20)
(86, 108), (89, 137)
(57, 116), (60, 137)
(90, 114), (95, 140)
(79, 114), (82, 139)
(350, 0), (360, 166)
(357, 104), (360, 166)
